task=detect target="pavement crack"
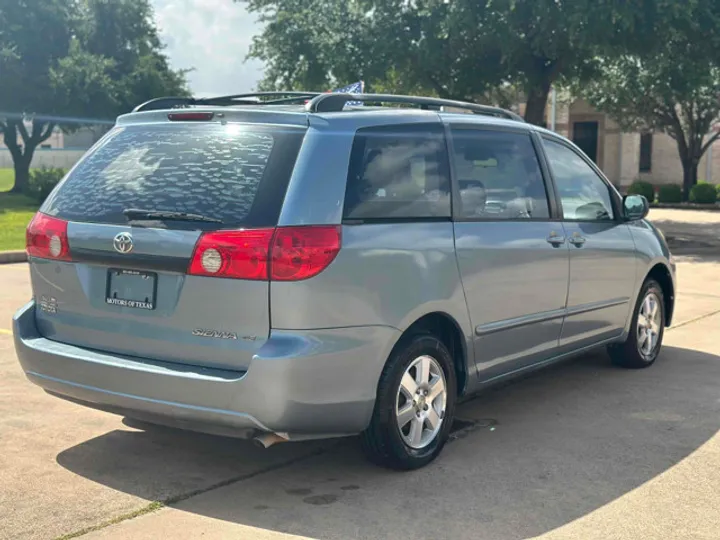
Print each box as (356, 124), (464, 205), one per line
(667, 309), (720, 331)
(54, 502), (165, 540)
(679, 292), (720, 299)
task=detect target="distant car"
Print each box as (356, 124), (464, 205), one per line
(14, 92), (676, 470)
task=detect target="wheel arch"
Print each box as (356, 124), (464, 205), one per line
(390, 311), (470, 397)
(646, 262), (675, 326)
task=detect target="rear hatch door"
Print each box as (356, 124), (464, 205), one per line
(31, 117), (306, 372)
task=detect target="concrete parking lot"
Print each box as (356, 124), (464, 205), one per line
(1, 208), (719, 540)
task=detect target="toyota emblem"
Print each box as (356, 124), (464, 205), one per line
(113, 232), (134, 254)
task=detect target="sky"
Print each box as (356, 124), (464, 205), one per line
(151, 0), (263, 97)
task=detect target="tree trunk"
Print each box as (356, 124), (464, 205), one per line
(11, 155), (32, 194)
(524, 78), (552, 126)
(681, 161), (698, 201)
(4, 119), (55, 194)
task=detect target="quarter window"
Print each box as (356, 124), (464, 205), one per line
(449, 129), (550, 219)
(543, 139), (615, 221)
(343, 124), (451, 220)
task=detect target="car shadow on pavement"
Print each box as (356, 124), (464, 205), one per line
(57, 345), (720, 540)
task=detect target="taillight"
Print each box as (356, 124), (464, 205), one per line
(188, 229), (274, 279)
(187, 226), (341, 281)
(167, 112), (214, 121)
(26, 213), (71, 261)
(271, 226), (341, 281)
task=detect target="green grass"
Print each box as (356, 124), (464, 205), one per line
(0, 169), (38, 251)
(0, 168), (14, 192)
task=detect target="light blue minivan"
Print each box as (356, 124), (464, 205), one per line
(14, 92), (675, 469)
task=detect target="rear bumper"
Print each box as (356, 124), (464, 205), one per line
(13, 302), (399, 439)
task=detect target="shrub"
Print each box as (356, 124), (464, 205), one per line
(689, 182), (718, 204)
(657, 184), (683, 203)
(627, 180), (655, 201)
(27, 166), (66, 203)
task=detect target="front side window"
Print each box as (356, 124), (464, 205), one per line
(543, 138), (615, 221)
(450, 129), (550, 219)
(343, 124), (451, 220)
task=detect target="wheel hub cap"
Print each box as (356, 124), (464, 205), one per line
(637, 291), (662, 358)
(396, 355), (447, 449)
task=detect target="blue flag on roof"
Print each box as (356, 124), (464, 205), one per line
(331, 81), (364, 106)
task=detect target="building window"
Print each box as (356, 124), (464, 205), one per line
(41, 144), (52, 149)
(639, 133), (653, 172)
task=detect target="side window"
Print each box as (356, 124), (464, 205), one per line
(449, 129), (550, 219)
(543, 139), (615, 221)
(343, 124), (450, 220)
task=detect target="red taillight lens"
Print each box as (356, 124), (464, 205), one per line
(26, 213), (71, 261)
(188, 226), (341, 281)
(271, 226), (341, 281)
(188, 229), (274, 280)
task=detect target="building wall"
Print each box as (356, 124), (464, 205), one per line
(603, 131), (621, 185)
(63, 126), (110, 149)
(0, 149), (86, 170)
(699, 137), (720, 184)
(638, 133), (682, 185)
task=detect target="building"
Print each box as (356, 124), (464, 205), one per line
(62, 126), (110, 149)
(545, 98), (720, 188)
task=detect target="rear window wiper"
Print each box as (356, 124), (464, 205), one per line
(123, 208), (223, 224)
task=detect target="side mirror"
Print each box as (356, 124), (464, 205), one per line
(623, 194), (650, 221)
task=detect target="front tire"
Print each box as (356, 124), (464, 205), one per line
(608, 279), (665, 369)
(361, 334), (457, 470)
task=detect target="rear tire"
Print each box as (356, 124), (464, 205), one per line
(608, 279), (665, 369)
(361, 333), (457, 470)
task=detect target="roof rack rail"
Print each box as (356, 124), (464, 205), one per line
(133, 92), (322, 113)
(306, 93), (524, 122)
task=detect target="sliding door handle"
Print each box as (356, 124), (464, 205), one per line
(569, 233), (586, 246)
(546, 231), (566, 246)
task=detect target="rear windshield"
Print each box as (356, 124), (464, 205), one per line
(42, 123), (305, 228)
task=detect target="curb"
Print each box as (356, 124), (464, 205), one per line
(651, 203), (720, 211)
(0, 251), (27, 264)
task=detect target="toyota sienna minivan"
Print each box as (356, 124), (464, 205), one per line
(14, 92), (675, 469)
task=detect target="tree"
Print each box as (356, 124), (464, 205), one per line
(1, 0), (76, 193)
(581, 3), (720, 199)
(0, 0), (188, 194)
(76, 0), (189, 116)
(241, 0), (685, 125)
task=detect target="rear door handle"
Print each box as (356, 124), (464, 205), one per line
(569, 233), (586, 246)
(546, 232), (566, 246)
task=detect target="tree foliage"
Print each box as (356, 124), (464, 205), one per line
(0, 0), (189, 193)
(581, 1), (720, 198)
(241, 0), (687, 125)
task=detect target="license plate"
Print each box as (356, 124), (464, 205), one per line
(105, 269), (157, 310)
